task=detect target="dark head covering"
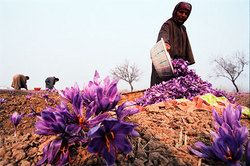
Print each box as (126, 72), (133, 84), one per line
(172, 2), (192, 25)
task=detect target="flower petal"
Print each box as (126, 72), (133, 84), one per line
(113, 135), (132, 154)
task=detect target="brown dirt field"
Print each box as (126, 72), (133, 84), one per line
(0, 89), (249, 166)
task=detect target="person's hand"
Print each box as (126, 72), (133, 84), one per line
(165, 43), (171, 52)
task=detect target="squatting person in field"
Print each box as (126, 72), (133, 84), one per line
(45, 76), (59, 90)
(150, 1), (195, 87)
(11, 74), (30, 90)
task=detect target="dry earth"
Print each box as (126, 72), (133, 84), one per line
(0, 89), (249, 166)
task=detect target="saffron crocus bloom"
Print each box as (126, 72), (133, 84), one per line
(246, 140), (250, 166)
(189, 105), (249, 166)
(82, 70), (101, 106)
(87, 119), (136, 165)
(37, 138), (69, 166)
(212, 105), (242, 130)
(36, 108), (86, 166)
(35, 109), (67, 135)
(116, 101), (139, 121)
(72, 92), (84, 117)
(59, 83), (81, 103)
(10, 111), (22, 128)
(10, 111), (23, 137)
(212, 105), (248, 146)
(95, 83), (120, 114)
(82, 71), (121, 118)
(35, 108), (83, 137)
(59, 84), (85, 119)
(190, 132), (244, 165)
(0, 98), (6, 103)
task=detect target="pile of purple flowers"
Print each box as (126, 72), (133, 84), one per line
(189, 105), (249, 166)
(137, 59), (234, 106)
(35, 71), (139, 166)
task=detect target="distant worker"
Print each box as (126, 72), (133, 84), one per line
(150, 2), (195, 87)
(11, 74), (30, 90)
(45, 77), (59, 90)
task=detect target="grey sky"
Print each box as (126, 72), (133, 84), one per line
(0, 0), (249, 92)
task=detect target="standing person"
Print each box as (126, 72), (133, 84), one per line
(11, 74), (30, 90)
(45, 77), (59, 90)
(150, 2), (195, 87)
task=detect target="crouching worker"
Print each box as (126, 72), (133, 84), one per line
(11, 74), (30, 90)
(45, 77), (59, 90)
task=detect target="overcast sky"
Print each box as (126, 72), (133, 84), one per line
(0, 0), (249, 92)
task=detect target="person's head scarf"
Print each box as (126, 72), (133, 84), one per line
(172, 2), (192, 25)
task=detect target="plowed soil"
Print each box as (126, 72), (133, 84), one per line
(0, 89), (249, 166)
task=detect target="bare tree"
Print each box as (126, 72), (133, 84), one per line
(213, 51), (248, 92)
(111, 60), (141, 92)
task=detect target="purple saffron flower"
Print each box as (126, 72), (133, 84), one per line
(190, 105), (249, 166)
(212, 134), (243, 165)
(190, 134), (243, 166)
(93, 70), (101, 85)
(59, 85), (85, 119)
(82, 71), (121, 118)
(246, 140), (250, 166)
(116, 101), (139, 121)
(188, 142), (217, 159)
(37, 138), (69, 166)
(36, 71), (139, 166)
(82, 71), (102, 105)
(0, 98), (6, 103)
(212, 105), (248, 146)
(35, 108), (84, 138)
(87, 119), (136, 165)
(36, 107), (87, 166)
(137, 58), (235, 106)
(59, 83), (81, 103)
(35, 109), (67, 135)
(212, 105), (242, 131)
(87, 112), (111, 128)
(10, 111), (22, 128)
(72, 92), (84, 117)
(95, 85), (120, 114)
(10, 111), (23, 137)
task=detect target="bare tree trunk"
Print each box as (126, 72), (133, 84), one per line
(129, 82), (133, 92)
(232, 80), (239, 92)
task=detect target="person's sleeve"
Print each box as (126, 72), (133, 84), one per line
(157, 22), (171, 44)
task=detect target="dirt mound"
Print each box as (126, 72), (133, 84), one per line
(0, 90), (249, 165)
